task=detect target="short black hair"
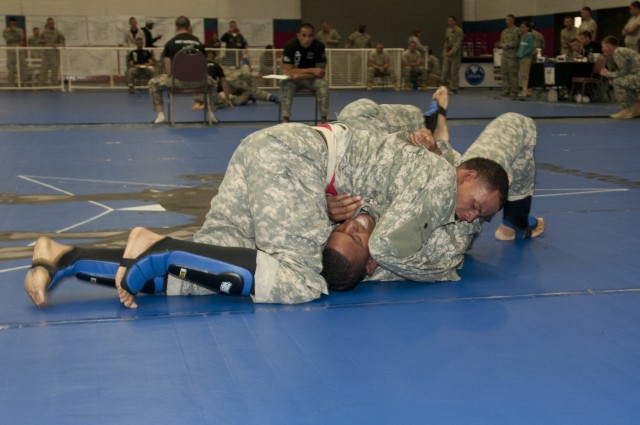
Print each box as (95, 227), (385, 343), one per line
(459, 157), (509, 210)
(175, 16), (190, 29)
(602, 35), (620, 47)
(321, 247), (366, 291)
(300, 23), (315, 33)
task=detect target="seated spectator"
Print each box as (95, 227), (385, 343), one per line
(149, 16), (219, 124)
(425, 48), (441, 87)
(402, 40), (426, 90)
(567, 38), (584, 60)
(279, 23), (328, 123)
(125, 37), (156, 94)
(578, 30), (602, 57)
(366, 42), (399, 91)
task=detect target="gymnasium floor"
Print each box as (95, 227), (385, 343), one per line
(0, 88), (639, 424)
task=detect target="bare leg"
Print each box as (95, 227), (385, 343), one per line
(24, 237), (73, 307)
(115, 227), (165, 309)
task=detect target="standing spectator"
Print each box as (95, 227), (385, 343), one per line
(579, 7), (597, 40)
(425, 48), (442, 87)
(497, 14), (520, 97)
(366, 42), (398, 90)
(125, 37), (156, 94)
(123, 17), (141, 47)
(441, 15), (463, 94)
(401, 41), (426, 90)
(517, 21), (534, 97)
(316, 21), (341, 48)
(27, 27), (42, 59)
(38, 17), (65, 86)
(531, 23), (545, 58)
(347, 24), (373, 48)
(148, 16), (219, 124)
(408, 29), (427, 58)
(207, 32), (221, 49)
(560, 15), (578, 55)
(599, 35), (640, 119)
(622, 1), (640, 52)
(2, 17), (26, 87)
(280, 23), (328, 124)
(220, 20), (247, 67)
(141, 18), (162, 48)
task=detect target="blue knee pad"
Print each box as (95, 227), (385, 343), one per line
(49, 260), (119, 290)
(122, 251), (254, 296)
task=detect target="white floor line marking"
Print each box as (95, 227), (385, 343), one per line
(0, 265), (30, 273)
(534, 188), (628, 198)
(20, 174), (193, 188)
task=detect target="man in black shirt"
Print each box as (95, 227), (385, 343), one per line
(578, 31), (602, 57)
(125, 37), (156, 94)
(280, 23), (329, 123)
(148, 16), (219, 123)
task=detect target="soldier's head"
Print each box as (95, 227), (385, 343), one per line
(375, 42), (384, 53)
(9, 17), (17, 29)
(569, 37), (582, 53)
(229, 20), (238, 32)
(506, 14), (516, 27)
(297, 23), (315, 48)
(408, 40), (417, 51)
(175, 16), (190, 31)
(358, 24), (367, 33)
(581, 7), (592, 20)
(632, 2), (640, 16)
(578, 30), (593, 45)
(448, 16), (457, 27)
(129, 17), (138, 29)
(322, 213), (378, 291)
(519, 21), (532, 34)
(321, 21), (330, 33)
(563, 16), (575, 29)
(454, 158), (508, 223)
(46, 18), (55, 30)
(32, 27), (39, 36)
(601, 35), (620, 56)
(135, 37), (144, 48)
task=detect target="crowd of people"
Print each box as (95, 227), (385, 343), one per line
(3, 4), (640, 120)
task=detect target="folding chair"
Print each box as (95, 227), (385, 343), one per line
(168, 48), (212, 125)
(569, 56), (609, 103)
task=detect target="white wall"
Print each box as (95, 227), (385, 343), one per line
(463, 0), (631, 21)
(2, 0), (300, 19)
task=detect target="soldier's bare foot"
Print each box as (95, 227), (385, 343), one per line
(495, 217), (545, 241)
(432, 86), (449, 110)
(115, 227), (165, 309)
(24, 237), (73, 307)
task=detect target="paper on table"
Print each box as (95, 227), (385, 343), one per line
(263, 74), (291, 80)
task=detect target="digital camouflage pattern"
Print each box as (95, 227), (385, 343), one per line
(607, 47), (640, 108)
(279, 78), (329, 119)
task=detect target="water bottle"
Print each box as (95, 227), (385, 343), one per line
(548, 87), (558, 102)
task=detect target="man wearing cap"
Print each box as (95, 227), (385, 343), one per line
(142, 18), (162, 48)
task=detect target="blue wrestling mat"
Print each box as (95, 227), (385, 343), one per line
(0, 89), (639, 424)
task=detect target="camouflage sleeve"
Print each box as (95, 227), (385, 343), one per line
(337, 98), (424, 137)
(368, 152), (459, 281)
(194, 124), (333, 304)
(461, 112), (537, 200)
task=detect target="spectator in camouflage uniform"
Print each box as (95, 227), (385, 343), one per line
(367, 42), (399, 90)
(280, 23), (329, 123)
(38, 17), (65, 87)
(560, 15), (578, 56)
(346, 24), (373, 49)
(498, 14), (520, 97)
(316, 21), (342, 48)
(441, 15), (463, 93)
(425, 48), (442, 87)
(402, 41), (427, 90)
(3, 17), (26, 86)
(599, 35), (640, 119)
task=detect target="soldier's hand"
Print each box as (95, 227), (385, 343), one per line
(407, 128), (438, 152)
(326, 193), (364, 222)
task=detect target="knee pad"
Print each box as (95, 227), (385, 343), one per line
(49, 260), (119, 290)
(121, 251), (254, 297)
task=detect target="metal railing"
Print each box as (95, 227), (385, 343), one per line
(0, 46), (404, 91)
